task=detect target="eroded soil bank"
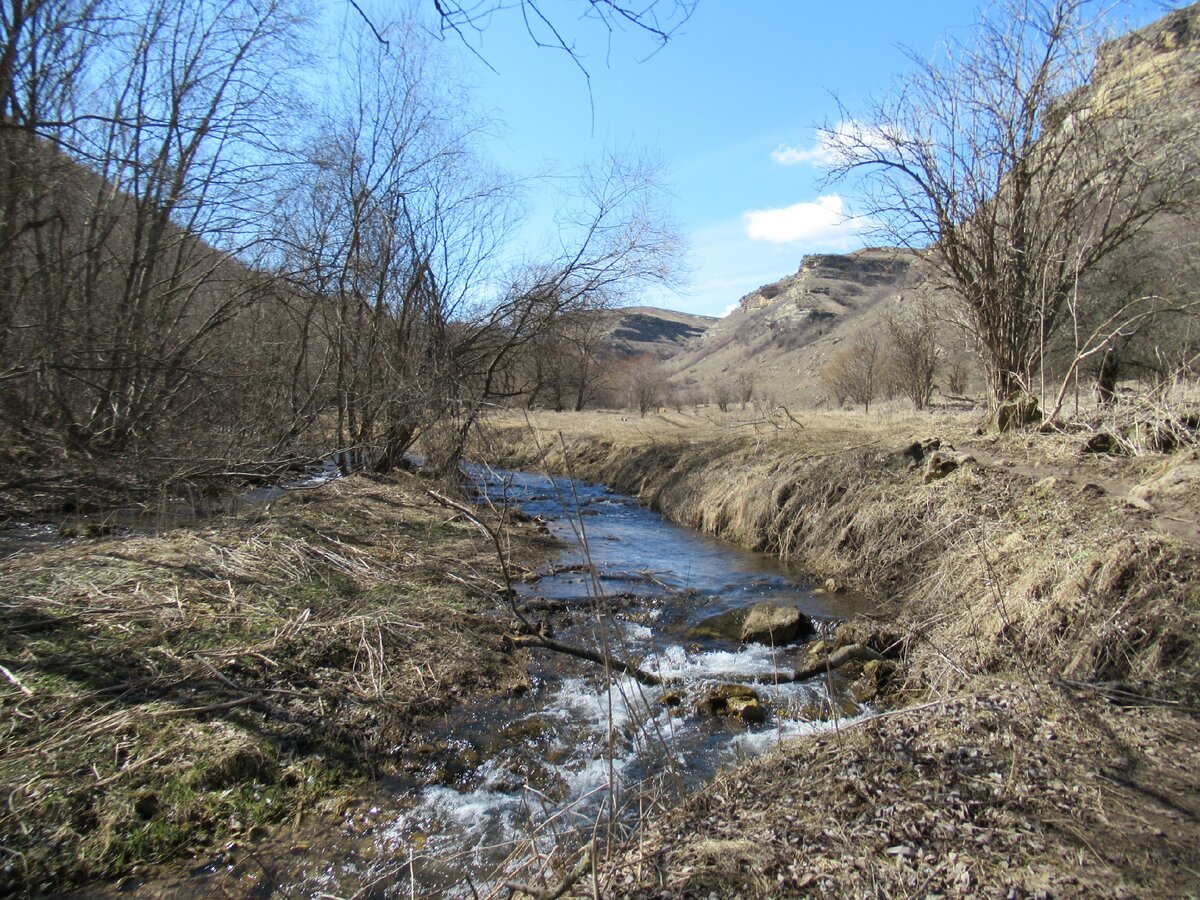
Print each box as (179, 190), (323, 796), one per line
(0, 471), (555, 894)
(477, 409), (1200, 896)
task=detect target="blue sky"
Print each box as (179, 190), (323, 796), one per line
(424, 0), (1182, 317)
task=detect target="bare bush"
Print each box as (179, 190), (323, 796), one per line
(735, 370), (756, 408)
(710, 378), (735, 413)
(621, 356), (665, 417)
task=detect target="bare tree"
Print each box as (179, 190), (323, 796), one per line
(883, 306), (940, 410)
(735, 370), (755, 409)
(822, 0), (1199, 427)
(623, 356), (662, 417)
(942, 352), (974, 397)
(1, 0), (307, 462)
(0, 0), (683, 484)
(274, 12), (516, 474)
(430, 0), (696, 68)
(515, 299), (616, 411)
(709, 377), (733, 413)
(820, 337), (880, 413)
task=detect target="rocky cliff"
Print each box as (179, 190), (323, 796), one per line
(663, 247), (919, 404)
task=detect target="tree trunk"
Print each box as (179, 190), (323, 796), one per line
(1095, 347), (1119, 408)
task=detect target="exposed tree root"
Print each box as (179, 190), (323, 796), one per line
(791, 643), (883, 682)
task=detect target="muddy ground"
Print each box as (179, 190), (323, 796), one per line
(478, 407), (1200, 897)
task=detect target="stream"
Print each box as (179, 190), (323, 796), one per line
(222, 466), (870, 897)
(52, 464), (873, 898)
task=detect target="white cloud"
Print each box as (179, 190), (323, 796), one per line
(770, 143), (835, 167)
(743, 194), (864, 246)
(771, 119), (899, 168)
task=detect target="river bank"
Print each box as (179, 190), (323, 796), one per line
(0, 470), (556, 894)
(476, 408), (1200, 896)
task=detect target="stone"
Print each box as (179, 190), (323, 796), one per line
(687, 608), (747, 643)
(725, 695), (767, 723)
(923, 449), (977, 483)
(853, 658), (899, 703)
(739, 602), (813, 645)
(1083, 431), (1122, 455)
(1135, 463), (1200, 502)
(833, 622), (903, 658)
(697, 684), (768, 723)
(861, 658), (897, 684)
(885, 438), (941, 470)
(658, 690), (683, 707)
(851, 678), (880, 703)
(1124, 492), (1154, 511)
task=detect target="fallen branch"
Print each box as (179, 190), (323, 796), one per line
(146, 696), (255, 718)
(506, 840), (594, 899)
(508, 633), (662, 686)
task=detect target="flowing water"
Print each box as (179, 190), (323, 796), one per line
(60, 465), (873, 898)
(224, 467), (870, 897)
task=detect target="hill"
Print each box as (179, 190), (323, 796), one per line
(601, 305), (718, 359)
(663, 248), (924, 406)
(651, 4), (1200, 413)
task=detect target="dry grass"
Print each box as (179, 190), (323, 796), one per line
(0, 471), (553, 893)
(478, 405), (1200, 895)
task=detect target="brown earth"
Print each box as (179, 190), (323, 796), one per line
(475, 406), (1200, 897)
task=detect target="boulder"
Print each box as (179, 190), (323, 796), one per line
(1133, 463), (1200, 504)
(739, 602), (813, 645)
(884, 438), (941, 470)
(687, 608), (747, 643)
(923, 449), (976, 483)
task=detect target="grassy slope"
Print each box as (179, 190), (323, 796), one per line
(477, 408), (1200, 896)
(0, 471), (553, 893)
